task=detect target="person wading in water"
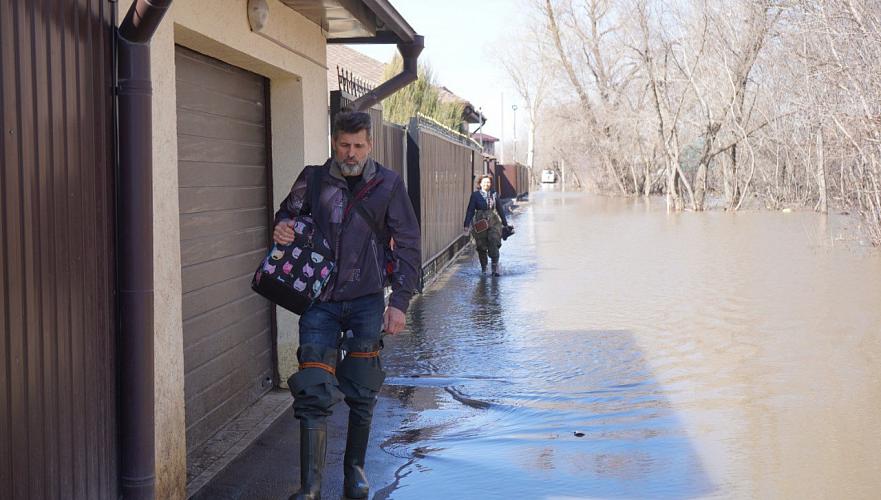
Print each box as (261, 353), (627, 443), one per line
(463, 174), (510, 276)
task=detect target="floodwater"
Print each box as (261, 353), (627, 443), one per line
(376, 190), (881, 499)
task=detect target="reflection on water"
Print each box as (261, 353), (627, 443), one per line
(378, 192), (881, 499)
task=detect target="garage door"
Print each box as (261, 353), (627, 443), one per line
(175, 46), (274, 453)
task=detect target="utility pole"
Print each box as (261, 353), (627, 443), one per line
(512, 104), (518, 164)
(499, 93), (505, 164)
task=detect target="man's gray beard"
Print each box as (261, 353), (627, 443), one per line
(339, 158), (367, 176)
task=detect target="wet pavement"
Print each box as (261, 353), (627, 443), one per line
(190, 388), (412, 500)
(198, 191), (881, 499)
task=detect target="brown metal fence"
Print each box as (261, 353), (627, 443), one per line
(1, 0), (117, 498)
(406, 117), (480, 279)
(379, 122), (405, 178)
(495, 162), (531, 199)
(517, 164), (529, 197)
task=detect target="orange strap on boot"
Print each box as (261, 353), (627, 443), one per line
(299, 362), (336, 375)
(347, 351), (380, 359)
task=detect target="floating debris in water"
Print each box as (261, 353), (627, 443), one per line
(574, 431), (585, 437)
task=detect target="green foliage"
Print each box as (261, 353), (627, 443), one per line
(382, 55), (465, 131)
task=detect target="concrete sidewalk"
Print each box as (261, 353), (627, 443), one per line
(191, 386), (413, 500)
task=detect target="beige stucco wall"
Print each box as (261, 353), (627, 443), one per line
(119, 0), (330, 496)
(147, 12), (188, 500)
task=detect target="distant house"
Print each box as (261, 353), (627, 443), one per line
(472, 132), (500, 157)
(438, 85), (486, 133)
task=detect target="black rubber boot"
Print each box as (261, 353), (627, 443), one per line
(491, 261), (500, 276)
(290, 421), (326, 500)
(336, 338), (386, 500)
(287, 344), (341, 500)
(343, 418), (371, 498)
(478, 251), (488, 274)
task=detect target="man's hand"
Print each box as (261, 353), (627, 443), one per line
(382, 306), (406, 335)
(463, 226), (470, 236)
(273, 220), (295, 245)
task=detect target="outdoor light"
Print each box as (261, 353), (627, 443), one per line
(248, 0), (269, 32)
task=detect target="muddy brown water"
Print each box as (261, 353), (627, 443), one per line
(376, 190), (881, 499)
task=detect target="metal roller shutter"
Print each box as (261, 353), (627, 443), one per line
(175, 46), (274, 453)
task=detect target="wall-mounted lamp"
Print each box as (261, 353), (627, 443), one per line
(248, 0), (269, 32)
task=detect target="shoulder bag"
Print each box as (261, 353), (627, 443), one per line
(251, 168), (335, 314)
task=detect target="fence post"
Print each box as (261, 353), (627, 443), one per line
(401, 123), (409, 190)
(406, 117), (422, 228)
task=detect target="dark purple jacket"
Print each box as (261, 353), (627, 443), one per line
(274, 159), (421, 313)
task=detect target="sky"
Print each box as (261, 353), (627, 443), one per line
(350, 0), (530, 142)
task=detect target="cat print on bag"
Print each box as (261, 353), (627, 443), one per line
(251, 168), (338, 315)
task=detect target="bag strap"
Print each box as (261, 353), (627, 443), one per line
(307, 166), (323, 217)
(346, 177), (389, 245)
(355, 204), (388, 245)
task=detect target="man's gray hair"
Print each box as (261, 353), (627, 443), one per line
(333, 111), (372, 140)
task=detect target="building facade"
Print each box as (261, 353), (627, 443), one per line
(1, 0), (420, 498)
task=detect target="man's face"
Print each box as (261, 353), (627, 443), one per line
(333, 129), (372, 176)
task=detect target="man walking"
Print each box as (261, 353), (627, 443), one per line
(272, 111), (421, 499)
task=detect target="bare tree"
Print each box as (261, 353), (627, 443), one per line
(542, 0), (633, 194)
(499, 25), (554, 175)
(507, 0), (881, 243)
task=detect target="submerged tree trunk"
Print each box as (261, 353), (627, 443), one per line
(527, 118), (537, 171)
(724, 149), (740, 210)
(816, 127), (828, 213)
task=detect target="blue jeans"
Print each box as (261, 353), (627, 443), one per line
(298, 292), (385, 348)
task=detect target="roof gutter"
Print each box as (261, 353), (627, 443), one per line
(347, 35), (424, 111)
(116, 0), (172, 498)
(327, 0), (423, 111)
(359, 0), (416, 43)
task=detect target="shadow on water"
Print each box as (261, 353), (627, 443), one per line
(376, 213), (715, 499)
(380, 331), (715, 498)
